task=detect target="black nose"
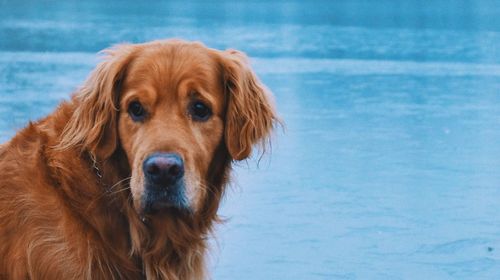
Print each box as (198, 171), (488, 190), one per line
(143, 153), (184, 186)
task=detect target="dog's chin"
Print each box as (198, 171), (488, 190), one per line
(137, 188), (192, 219)
(143, 199), (191, 215)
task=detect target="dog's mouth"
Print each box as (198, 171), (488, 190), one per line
(141, 182), (191, 215)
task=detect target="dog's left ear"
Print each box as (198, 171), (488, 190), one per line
(58, 44), (138, 160)
(219, 50), (279, 160)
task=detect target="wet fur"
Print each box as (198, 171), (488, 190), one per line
(0, 40), (277, 279)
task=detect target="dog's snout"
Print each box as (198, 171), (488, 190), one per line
(143, 153), (184, 186)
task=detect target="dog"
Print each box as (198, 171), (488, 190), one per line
(0, 39), (278, 279)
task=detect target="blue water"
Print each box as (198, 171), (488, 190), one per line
(1, 1), (500, 279)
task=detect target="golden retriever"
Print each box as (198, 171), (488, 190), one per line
(0, 39), (278, 279)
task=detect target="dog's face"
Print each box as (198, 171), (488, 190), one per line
(118, 44), (226, 214)
(60, 40), (277, 217)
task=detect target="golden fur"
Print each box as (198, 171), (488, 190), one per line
(0, 39), (277, 279)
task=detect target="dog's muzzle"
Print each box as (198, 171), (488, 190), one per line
(142, 153), (189, 213)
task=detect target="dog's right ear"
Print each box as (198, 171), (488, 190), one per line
(58, 44), (138, 160)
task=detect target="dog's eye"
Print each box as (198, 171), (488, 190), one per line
(128, 101), (146, 121)
(189, 101), (212, 121)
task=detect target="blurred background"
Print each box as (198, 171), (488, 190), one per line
(1, 0), (500, 279)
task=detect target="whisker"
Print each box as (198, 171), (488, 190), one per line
(108, 176), (132, 191)
(197, 181), (217, 196)
(108, 185), (132, 196)
(85, 177), (132, 212)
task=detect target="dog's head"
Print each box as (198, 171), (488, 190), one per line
(59, 40), (277, 217)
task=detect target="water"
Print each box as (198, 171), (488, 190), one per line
(1, 0), (500, 279)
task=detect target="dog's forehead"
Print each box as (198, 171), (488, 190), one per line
(134, 44), (219, 82)
(124, 43), (223, 102)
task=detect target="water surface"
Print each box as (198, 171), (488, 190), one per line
(1, 1), (500, 279)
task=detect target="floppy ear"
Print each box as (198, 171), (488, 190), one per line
(58, 44), (137, 160)
(220, 50), (278, 161)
